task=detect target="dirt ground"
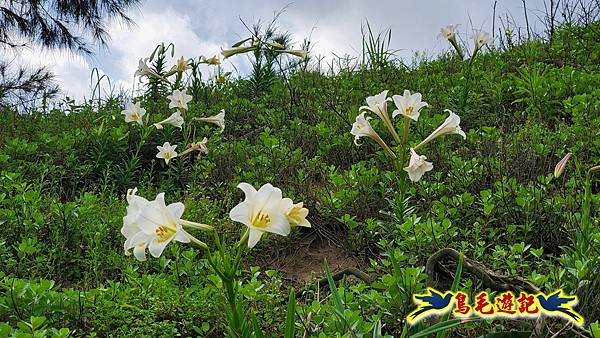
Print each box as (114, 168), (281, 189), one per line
(257, 234), (367, 287)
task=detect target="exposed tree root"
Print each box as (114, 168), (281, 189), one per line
(426, 248), (539, 293)
(425, 248), (545, 337)
(296, 267), (372, 298)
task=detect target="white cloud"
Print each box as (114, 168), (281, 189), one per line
(1, 0), (548, 100)
(105, 6), (228, 93)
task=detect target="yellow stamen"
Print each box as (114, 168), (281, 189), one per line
(251, 210), (270, 228)
(155, 225), (176, 243)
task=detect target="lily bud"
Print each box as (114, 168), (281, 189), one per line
(266, 41), (286, 50)
(274, 49), (308, 58)
(221, 45), (257, 58)
(554, 152), (573, 178)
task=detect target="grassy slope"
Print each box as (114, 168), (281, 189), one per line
(0, 22), (599, 336)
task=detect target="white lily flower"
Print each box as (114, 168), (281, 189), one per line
(122, 192), (191, 261)
(404, 148), (434, 182)
(360, 90), (400, 143)
(167, 89), (193, 111)
(194, 137), (208, 155)
(121, 102), (146, 125)
(156, 142), (178, 164)
(171, 56), (190, 73)
(280, 198), (311, 228)
(216, 71), (232, 84)
(415, 109), (466, 150)
(178, 137), (209, 158)
(392, 90), (428, 122)
(134, 58), (156, 78)
(202, 55), (221, 65)
(473, 30), (491, 51)
(351, 112), (397, 159)
(229, 183), (291, 249)
(439, 24), (459, 42)
(153, 111), (184, 130)
(122, 188), (151, 260)
(194, 109), (225, 132)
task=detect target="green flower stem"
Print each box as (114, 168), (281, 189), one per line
(402, 116), (410, 147)
(204, 231), (247, 336)
(186, 233), (209, 250)
(372, 134), (397, 160)
(449, 39), (464, 60)
(224, 277), (242, 335)
(236, 229), (249, 248)
(460, 53), (477, 110)
(383, 117), (402, 144)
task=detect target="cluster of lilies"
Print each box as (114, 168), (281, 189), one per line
(439, 25), (491, 59)
(120, 36), (310, 258)
(351, 90), (465, 182)
(121, 56), (226, 165)
(122, 182), (310, 260)
(351, 25), (491, 182)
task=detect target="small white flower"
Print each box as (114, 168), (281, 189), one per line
(121, 192), (191, 261)
(351, 112), (379, 146)
(156, 142), (178, 164)
(154, 111), (184, 130)
(121, 102), (146, 125)
(392, 90), (428, 121)
(229, 183), (291, 249)
(473, 30), (491, 51)
(202, 55), (221, 65)
(195, 109), (225, 132)
(134, 58), (155, 78)
(280, 198), (311, 228)
(351, 112), (397, 159)
(361, 90), (389, 121)
(404, 148), (433, 182)
(167, 89), (193, 111)
(415, 109), (466, 149)
(122, 188), (151, 261)
(360, 90), (401, 143)
(439, 25), (459, 42)
(171, 56), (190, 73)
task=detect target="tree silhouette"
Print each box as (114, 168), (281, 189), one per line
(0, 0), (141, 108)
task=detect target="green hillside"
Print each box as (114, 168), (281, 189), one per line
(0, 19), (599, 337)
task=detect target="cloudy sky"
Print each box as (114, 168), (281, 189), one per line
(9, 0), (549, 100)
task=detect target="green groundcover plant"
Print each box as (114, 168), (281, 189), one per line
(1, 8), (600, 338)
